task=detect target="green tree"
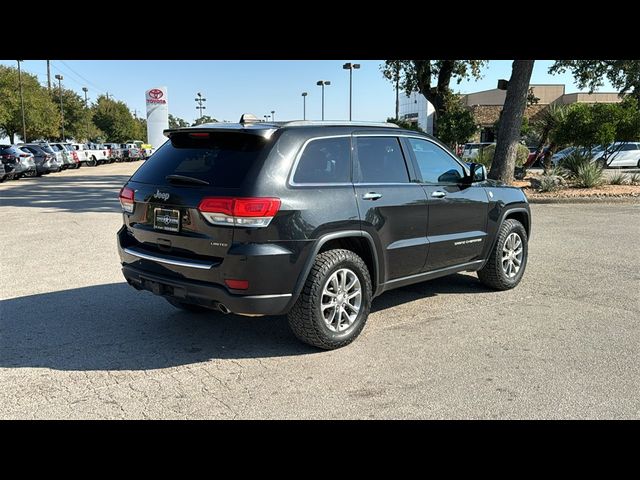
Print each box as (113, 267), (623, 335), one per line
(386, 117), (423, 132)
(550, 60), (640, 105)
(436, 96), (477, 149)
(0, 65), (59, 143)
(130, 117), (147, 141)
(380, 61), (403, 119)
(488, 60), (535, 183)
(192, 115), (218, 126)
(55, 88), (90, 141)
(381, 60), (487, 134)
(168, 114), (190, 129)
(92, 95), (137, 142)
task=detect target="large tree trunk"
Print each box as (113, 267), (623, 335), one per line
(488, 60), (535, 184)
(9, 132), (15, 144)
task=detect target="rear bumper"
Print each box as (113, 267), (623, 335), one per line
(122, 264), (292, 316)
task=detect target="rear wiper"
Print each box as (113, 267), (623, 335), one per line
(165, 174), (210, 185)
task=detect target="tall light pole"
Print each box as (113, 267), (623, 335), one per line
(195, 92), (207, 121)
(301, 92), (308, 120)
(17, 60), (27, 142)
(263, 115), (270, 122)
(342, 62), (360, 121)
(271, 110), (275, 122)
(316, 80), (331, 120)
(82, 87), (90, 141)
(55, 74), (65, 141)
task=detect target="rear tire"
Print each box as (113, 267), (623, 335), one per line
(165, 297), (210, 313)
(477, 219), (528, 290)
(87, 156), (97, 167)
(287, 249), (372, 350)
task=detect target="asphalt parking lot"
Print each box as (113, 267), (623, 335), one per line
(1, 163), (638, 419)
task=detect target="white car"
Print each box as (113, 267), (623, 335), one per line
(595, 142), (640, 168)
(462, 142), (494, 161)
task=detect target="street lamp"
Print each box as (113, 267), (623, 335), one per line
(301, 92), (308, 120)
(54, 74), (65, 141)
(342, 62), (360, 120)
(264, 115), (270, 122)
(316, 80), (331, 120)
(82, 87), (90, 141)
(271, 110), (275, 122)
(16, 60), (26, 142)
(195, 92), (207, 120)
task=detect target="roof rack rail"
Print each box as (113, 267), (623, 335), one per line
(279, 120), (400, 128)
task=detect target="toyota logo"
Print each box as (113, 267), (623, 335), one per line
(148, 89), (164, 99)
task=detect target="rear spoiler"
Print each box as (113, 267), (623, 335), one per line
(163, 125), (278, 139)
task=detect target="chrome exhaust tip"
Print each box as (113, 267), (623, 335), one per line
(217, 303), (231, 314)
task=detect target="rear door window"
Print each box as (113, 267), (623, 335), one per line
(292, 137), (351, 184)
(354, 136), (410, 183)
(130, 132), (269, 187)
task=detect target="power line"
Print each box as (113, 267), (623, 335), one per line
(59, 60), (109, 94)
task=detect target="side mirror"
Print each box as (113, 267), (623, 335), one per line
(467, 162), (487, 182)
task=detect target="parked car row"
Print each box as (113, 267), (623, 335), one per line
(523, 142), (640, 169)
(0, 141), (148, 182)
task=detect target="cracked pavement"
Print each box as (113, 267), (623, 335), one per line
(1, 163), (639, 419)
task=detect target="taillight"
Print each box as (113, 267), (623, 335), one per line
(20, 153), (30, 157)
(119, 186), (135, 213)
(198, 197), (281, 228)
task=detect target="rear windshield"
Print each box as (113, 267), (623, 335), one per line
(130, 132), (268, 187)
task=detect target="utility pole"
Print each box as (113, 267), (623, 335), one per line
(55, 74), (65, 140)
(46, 60), (51, 91)
(82, 87), (89, 142)
(17, 60), (27, 142)
(106, 92), (110, 100)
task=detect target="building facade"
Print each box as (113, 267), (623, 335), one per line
(398, 91), (435, 134)
(461, 84), (623, 143)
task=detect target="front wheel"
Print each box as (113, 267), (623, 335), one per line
(287, 249), (372, 350)
(477, 219), (528, 290)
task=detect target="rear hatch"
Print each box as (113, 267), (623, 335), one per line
(119, 130), (273, 278)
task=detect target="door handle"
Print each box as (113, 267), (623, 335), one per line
(431, 191), (447, 198)
(362, 192), (383, 200)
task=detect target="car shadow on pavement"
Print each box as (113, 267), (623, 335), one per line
(0, 274), (489, 371)
(371, 273), (491, 313)
(0, 174), (131, 213)
(0, 283), (316, 371)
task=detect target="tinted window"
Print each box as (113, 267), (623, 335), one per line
(409, 138), (465, 184)
(355, 137), (409, 183)
(620, 143), (639, 151)
(293, 137), (351, 184)
(130, 132), (268, 187)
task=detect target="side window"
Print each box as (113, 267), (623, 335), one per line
(355, 136), (409, 183)
(408, 138), (465, 184)
(293, 137), (351, 184)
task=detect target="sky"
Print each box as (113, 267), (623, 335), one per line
(1, 59), (616, 125)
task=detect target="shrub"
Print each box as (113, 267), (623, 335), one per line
(537, 176), (563, 192)
(629, 173), (640, 185)
(559, 151), (592, 178)
(476, 144), (529, 169)
(548, 165), (569, 178)
(574, 163), (604, 188)
(608, 170), (627, 185)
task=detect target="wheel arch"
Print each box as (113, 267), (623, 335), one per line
(286, 230), (381, 312)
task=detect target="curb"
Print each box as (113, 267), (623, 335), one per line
(528, 196), (640, 204)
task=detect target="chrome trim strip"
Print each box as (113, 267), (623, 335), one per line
(386, 260), (484, 285)
(242, 293), (292, 299)
(123, 247), (215, 270)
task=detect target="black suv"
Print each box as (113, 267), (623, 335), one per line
(118, 119), (531, 349)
